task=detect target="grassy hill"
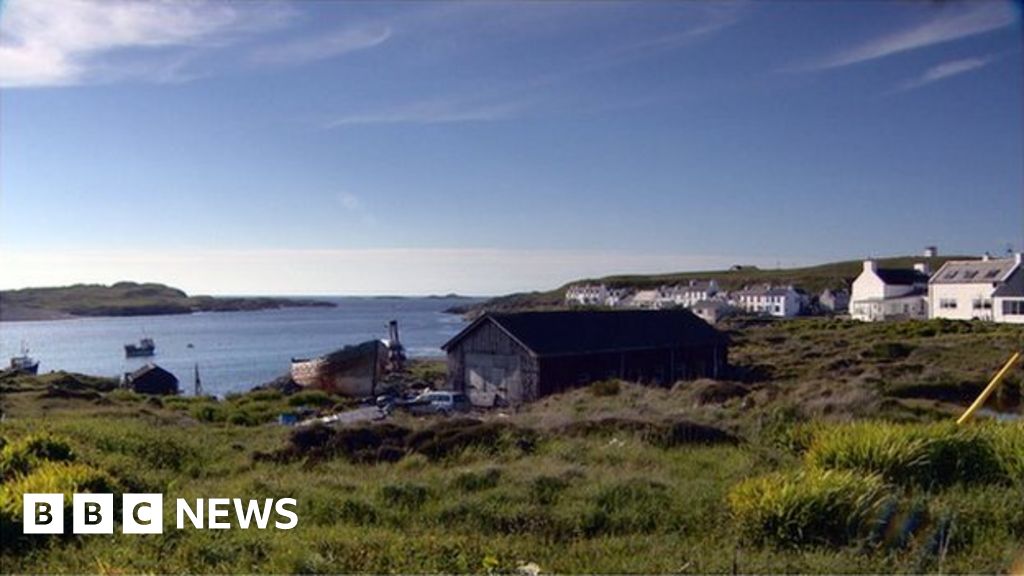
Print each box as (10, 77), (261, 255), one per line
(0, 281), (334, 321)
(0, 318), (1021, 573)
(454, 255), (971, 316)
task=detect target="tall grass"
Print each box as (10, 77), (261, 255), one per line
(728, 468), (891, 547)
(806, 422), (1020, 487)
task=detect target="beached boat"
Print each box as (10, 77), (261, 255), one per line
(125, 337), (156, 358)
(290, 320), (406, 397)
(9, 344), (39, 374)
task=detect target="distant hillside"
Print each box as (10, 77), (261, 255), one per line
(454, 255), (971, 316)
(0, 282), (335, 322)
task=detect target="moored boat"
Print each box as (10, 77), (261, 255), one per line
(9, 344), (39, 374)
(125, 337), (156, 358)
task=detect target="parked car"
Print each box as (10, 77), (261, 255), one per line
(403, 391), (471, 416)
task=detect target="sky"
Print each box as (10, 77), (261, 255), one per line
(0, 0), (1022, 295)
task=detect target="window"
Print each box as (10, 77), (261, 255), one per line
(972, 299), (992, 310)
(1003, 300), (1024, 316)
(944, 271), (958, 279)
(984, 269), (1001, 279)
(939, 299), (957, 309)
(963, 271), (979, 279)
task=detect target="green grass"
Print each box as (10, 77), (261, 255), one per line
(1, 316), (1022, 573)
(806, 421), (1023, 488)
(728, 468), (891, 548)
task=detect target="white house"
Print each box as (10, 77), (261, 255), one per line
(564, 284), (631, 307)
(818, 288), (850, 313)
(691, 300), (738, 325)
(657, 280), (719, 308)
(732, 285), (802, 317)
(625, 289), (663, 309)
(565, 284), (608, 306)
(849, 260), (929, 322)
(929, 254), (1022, 322)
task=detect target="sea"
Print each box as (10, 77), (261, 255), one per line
(0, 297), (478, 397)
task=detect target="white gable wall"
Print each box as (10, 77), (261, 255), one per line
(929, 283), (998, 321)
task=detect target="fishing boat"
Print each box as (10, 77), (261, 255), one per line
(125, 337), (156, 358)
(290, 320), (406, 397)
(9, 344), (39, 375)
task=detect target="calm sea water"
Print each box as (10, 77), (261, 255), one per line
(0, 297), (476, 397)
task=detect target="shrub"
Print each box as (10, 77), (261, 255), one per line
(0, 461), (118, 549)
(582, 478), (672, 536)
(191, 402), (227, 423)
(529, 475), (570, 506)
(287, 390), (333, 408)
(988, 423), (1024, 485)
(0, 434), (75, 481)
(728, 468), (891, 547)
(556, 417), (738, 447)
(92, 429), (199, 472)
(379, 482), (430, 510)
(864, 342), (915, 361)
(643, 419), (739, 447)
(806, 422), (1009, 488)
(589, 379), (621, 397)
(406, 420), (538, 461)
(453, 468), (502, 492)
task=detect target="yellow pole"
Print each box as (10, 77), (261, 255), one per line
(956, 351), (1021, 425)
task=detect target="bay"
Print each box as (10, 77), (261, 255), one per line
(0, 296), (476, 397)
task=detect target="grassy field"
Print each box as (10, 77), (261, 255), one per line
(1, 318), (1022, 574)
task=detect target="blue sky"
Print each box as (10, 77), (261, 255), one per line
(1, 0), (1021, 295)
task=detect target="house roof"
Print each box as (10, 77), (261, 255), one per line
(129, 363), (177, 383)
(665, 280), (716, 293)
(930, 258), (1019, 285)
(875, 268), (929, 286)
(691, 300), (731, 311)
(442, 309), (727, 357)
(993, 269), (1024, 297)
(734, 285), (796, 297)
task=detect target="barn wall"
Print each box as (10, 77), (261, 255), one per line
(537, 344), (727, 397)
(446, 319), (538, 405)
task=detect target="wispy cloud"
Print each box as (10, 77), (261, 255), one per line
(335, 192), (377, 226)
(0, 0), (295, 88)
(798, 2), (1015, 71)
(250, 25), (392, 66)
(893, 55), (999, 92)
(320, 3), (744, 128)
(324, 99), (522, 128)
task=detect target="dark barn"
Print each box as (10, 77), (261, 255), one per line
(126, 364), (179, 395)
(442, 310), (729, 406)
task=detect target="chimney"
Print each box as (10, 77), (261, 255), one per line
(982, 252), (991, 262)
(863, 259), (877, 273)
(923, 246), (937, 258)
(914, 262), (929, 275)
(1015, 252), (1023, 266)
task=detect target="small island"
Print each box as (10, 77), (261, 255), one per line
(0, 281), (335, 322)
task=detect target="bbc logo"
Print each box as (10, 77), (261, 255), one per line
(24, 493), (163, 535)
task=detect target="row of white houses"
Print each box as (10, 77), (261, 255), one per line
(565, 280), (813, 321)
(850, 253), (1024, 324)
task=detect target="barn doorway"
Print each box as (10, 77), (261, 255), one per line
(465, 353), (520, 405)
